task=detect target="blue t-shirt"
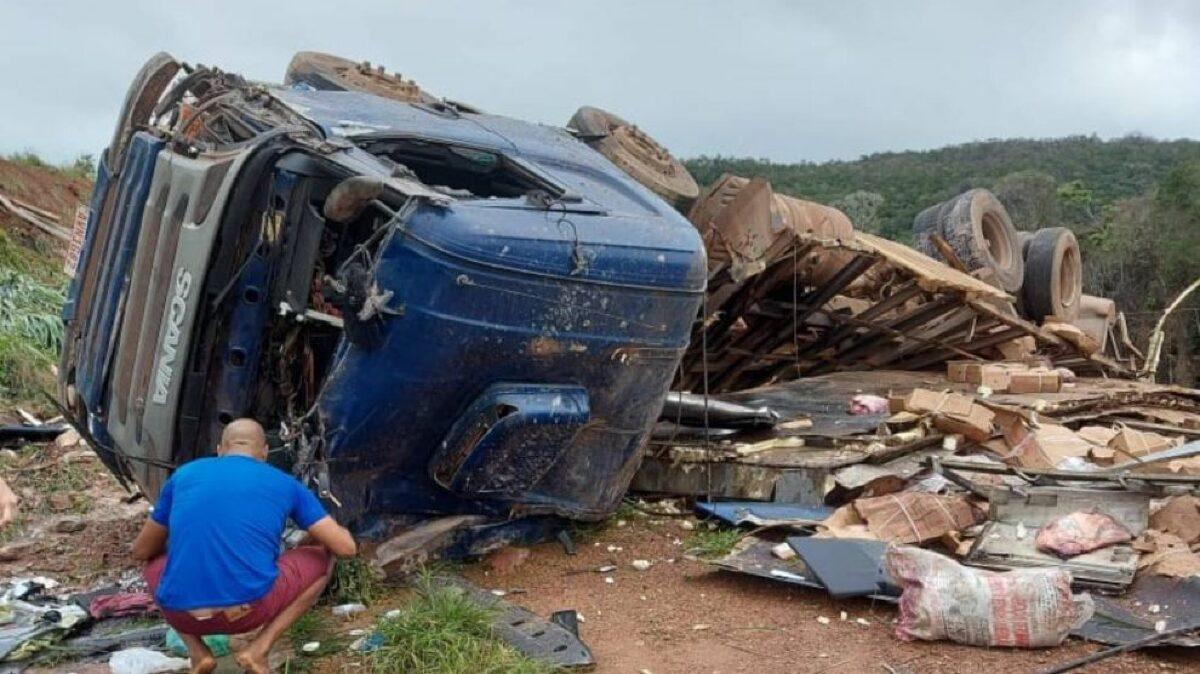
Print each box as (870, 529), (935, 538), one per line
(150, 455), (327, 611)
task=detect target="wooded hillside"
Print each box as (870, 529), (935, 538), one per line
(685, 135), (1200, 385)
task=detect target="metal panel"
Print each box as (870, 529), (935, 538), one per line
(105, 149), (244, 492)
(73, 134), (165, 411)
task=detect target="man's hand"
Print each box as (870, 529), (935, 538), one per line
(306, 516), (357, 558)
(131, 519), (168, 561)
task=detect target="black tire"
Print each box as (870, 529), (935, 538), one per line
(913, 202), (948, 256)
(1017, 230), (1034, 259)
(1021, 227), (1082, 322)
(567, 105), (699, 209)
(924, 189), (1024, 292)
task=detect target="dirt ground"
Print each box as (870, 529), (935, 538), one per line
(454, 515), (1199, 674)
(1, 439), (1196, 674)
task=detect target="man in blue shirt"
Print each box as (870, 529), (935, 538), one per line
(131, 418), (357, 674)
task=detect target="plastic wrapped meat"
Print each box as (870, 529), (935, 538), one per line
(1034, 509), (1132, 558)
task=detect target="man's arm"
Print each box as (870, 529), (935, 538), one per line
(306, 516), (357, 558)
(132, 477), (174, 561)
(131, 519), (168, 561)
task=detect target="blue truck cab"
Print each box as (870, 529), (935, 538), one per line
(58, 55), (705, 536)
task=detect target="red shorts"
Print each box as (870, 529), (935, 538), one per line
(144, 546), (332, 636)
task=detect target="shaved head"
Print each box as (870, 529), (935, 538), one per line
(218, 418), (268, 460)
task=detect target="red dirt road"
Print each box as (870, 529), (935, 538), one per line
(461, 516), (1197, 674)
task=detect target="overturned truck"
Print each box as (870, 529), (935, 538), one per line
(58, 53), (706, 539)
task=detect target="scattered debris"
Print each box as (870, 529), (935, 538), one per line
(433, 577), (594, 669)
(332, 603), (367, 619)
(787, 538), (894, 598)
(108, 647), (190, 674)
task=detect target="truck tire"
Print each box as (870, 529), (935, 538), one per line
(1017, 230), (1034, 259)
(284, 51), (435, 104)
(921, 189), (1024, 292)
(1021, 227), (1082, 322)
(913, 202), (948, 257)
(567, 106), (699, 210)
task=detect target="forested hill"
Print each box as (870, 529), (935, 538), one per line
(684, 135), (1200, 241)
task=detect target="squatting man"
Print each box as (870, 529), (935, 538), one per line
(131, 418), (357, 674)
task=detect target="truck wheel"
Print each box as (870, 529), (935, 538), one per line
(1017, 230), (1034, 259)
(934, 189), (1024, 292)
(567, 106), (699, 210)
(284, 51), (435, 104)
(1021, 227), (1082, 322)
(912, 202), (948, 257)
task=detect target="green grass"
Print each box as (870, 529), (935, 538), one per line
(0, 244), (65, 410)
(5, 150), (50, 170)
(281, 609), (345, 672)
(366, 574), (558, 674)
(330, 557), (384, 606)
(686, 527), (743, 558)
(4, 150), (94, 180)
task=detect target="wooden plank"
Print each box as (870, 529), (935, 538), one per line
(0, 193), (70, 241)
(815, 294), (961, 368)
(718, 255), (877, 390)
(898, 325), (1024, 370)
(863, 306), (980, 368)
(796, 281), (924, 358)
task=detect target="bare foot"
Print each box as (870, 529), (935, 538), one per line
(191, 654), (218, 674)
(234, 648), (270, 674)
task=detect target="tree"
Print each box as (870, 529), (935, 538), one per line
(991, 170), (1058, 230)
(831, 190), (885, 233)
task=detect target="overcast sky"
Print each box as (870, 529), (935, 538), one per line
(2, 1), (1198, 165)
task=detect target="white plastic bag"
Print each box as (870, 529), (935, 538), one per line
(885, 546), (1093, 648)
(108, 647), (190, 674)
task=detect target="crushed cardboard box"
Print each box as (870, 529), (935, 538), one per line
(1132, 530), (1200, 578)
(1109, 427), (1174, 460)
(852, 492), (983, 544)
(932, 404), (995, 443)
(890, 388), (996, 443)
(994, 410), (1092, 470)
(1149, 495), (1200, 544)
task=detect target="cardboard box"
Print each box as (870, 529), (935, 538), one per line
(933, 404), (996, 443)
(978, 365), (1012, 391)
(946, 361), (973, 383)
(1002, 422), (1093, 471)
(1080, 425), (1121, 465)
(996, 336), (1036, 361)
(1008, 369), (1062, 394)
(898, 389), (974, 417)
(1078, 426), (1119, 447)
(1109, 428), (1173, 461)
